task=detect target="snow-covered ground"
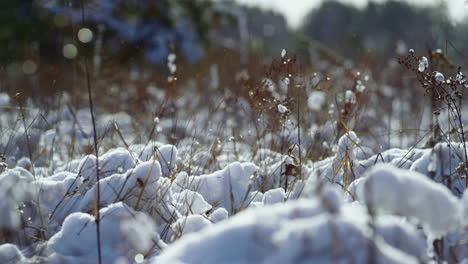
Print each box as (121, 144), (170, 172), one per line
(1, 53), (468, 264)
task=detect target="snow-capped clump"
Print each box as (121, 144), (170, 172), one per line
(263, 188), (285, 204)
(375, 215), (428, 262)
(209, 207), (229, 223)
(155, 199), (418, 264)
(173, 190), (212, 215)
(307, 91), (326, 111)
(332, 131), (360, 182)
(409, 142), (466, 195)
(434, 71), (445, 83)
(0, 243), (27, 264)
(0, 93), (10, 107)
(79, 160), (169, 217)
(34, 177), (77, 226)
(16, 157), (31, 170)
(279, 77), (290, 92)
(75, 148), (136, 186)
(100, 148), (136, 177)
(418, 56), (428, 72)
(268, 215), (416, 264)
(277, 104), (288, 114)
(172, 214), (211, 236)
(73, 148), (135, 185)
(0, 167), (35, 230)
(345, 90), (356, 104)
(174, 162), (257, 214)
(357, 164), (461, 237)
(456, 71), (466, 84)
(356, 80), (366, 92)
(48, 202), (155, 264)
(462, 190), (468, 227)
(168, 53), (177, 74)
(156, 144), (178, 177)
(74, 166), (167, 227)
(250, 149), (293, 190)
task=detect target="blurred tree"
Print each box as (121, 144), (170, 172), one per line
(300, 0), (467, 66)
(0, 0), (223, 65)
(0, 0), (58, 63)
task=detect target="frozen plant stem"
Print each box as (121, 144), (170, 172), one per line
(454, 104), (468, 188)
(80, 1), (102, 263)
(296, 85), (302, 179)
(86, 39), (102, 264)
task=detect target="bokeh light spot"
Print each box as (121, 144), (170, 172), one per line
(134, 253), (144, 263)
(22, 60), (37, 75)
(78, 28), (93, 43)
(63, 44), (78, 59)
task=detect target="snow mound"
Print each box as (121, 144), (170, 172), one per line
(156, 144), (178, 177)
(155, 199), (418, 264)
(173, 162), (257, 214)
(375, 215), (427, 261)
(0, 243), (27, 264)
(357, 163), (461, 237)
(262, 188), (285, 204)
(48, 202), (156, 263)
(171, 214), (211, 236)
(462, 190), (468, 228)
(0, 167), (35, 230)
(173, 190), (212, 215)
(79, 160), (166, 214)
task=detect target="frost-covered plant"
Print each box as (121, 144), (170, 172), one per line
(399, 49), (468, 189)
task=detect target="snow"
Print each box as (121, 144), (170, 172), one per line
(457, 71), (466, 84)
(174, 162), (257, 214)
(0, 93), (10, 107)
(168, 53), (177, 74)
(154, 199), (419, 264)
(0, 167), (35, 230)
(307, 90), (326, 111)
(281, 48), (287, 58)
(156, 144), (178, 177)
(345, 90), (356, 104)
(462, 190), (468, 227)
(48, 202), (156, 264)
(0, 244), (27, 264)
(357, 163), (461, 237)
(3, 67), (468, 263)
(171, 214), (211, 236)
(262, 188), (285, 204)
(209, 207), (229, 223)
(173, 190), (212, 215)
(418, 56), (429, 72)
(277, 104), (288, 114)
(434, 71), (445, 83)
(2, 123), (468, 263)
(374, 215), (427, 261)
(356, 80), (366, 92)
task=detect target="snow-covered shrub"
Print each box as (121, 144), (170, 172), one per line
(0, 167), (35, 231)
(47, 202), (156, 263)
(154, 199), (420, 264)
(357, 163), (461, 237)
(173, 162), (257, 214)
